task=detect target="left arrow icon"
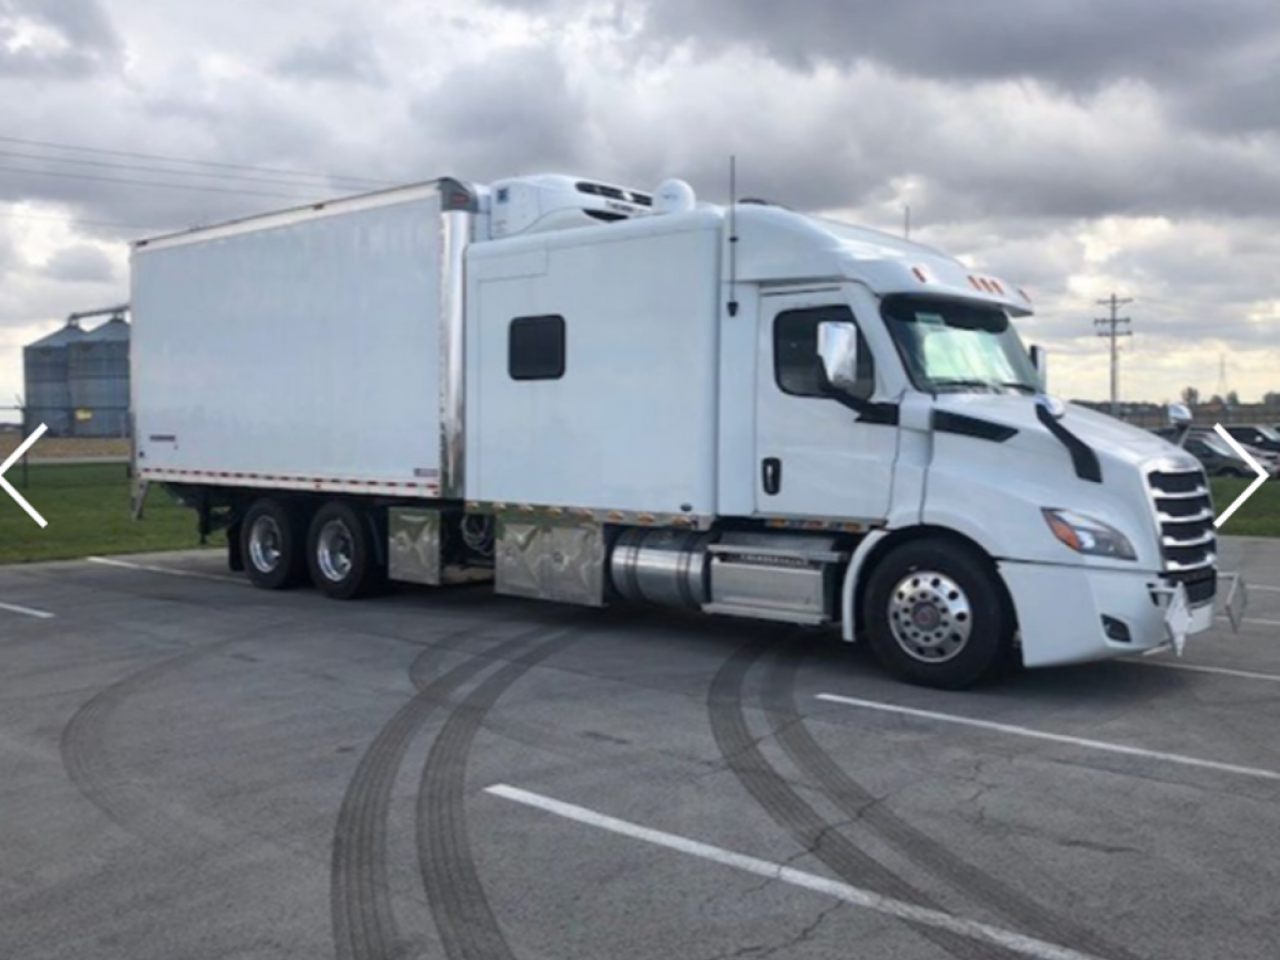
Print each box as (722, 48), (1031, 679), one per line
(0, 423), (49, 528)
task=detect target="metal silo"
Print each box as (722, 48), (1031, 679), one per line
(68, 310), (131, 438)
(23, 320), (86, 436)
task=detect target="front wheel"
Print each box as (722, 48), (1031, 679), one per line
(864, 539), (1014, 689)
(307, 501), (383, 600)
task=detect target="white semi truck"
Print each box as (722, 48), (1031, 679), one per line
(130, 174), (1233, 688)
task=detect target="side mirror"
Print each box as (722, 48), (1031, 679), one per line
(817, 321), (859, 391)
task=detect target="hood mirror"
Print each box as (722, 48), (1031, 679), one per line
(817, 321), (859, 391)
(1167, 403), (1192, 446)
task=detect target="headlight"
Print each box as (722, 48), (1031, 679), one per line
(1042, 508), (1137, 560)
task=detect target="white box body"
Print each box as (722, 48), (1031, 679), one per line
(131, 185), (447, 497)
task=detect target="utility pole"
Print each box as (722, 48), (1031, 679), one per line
(1095, 294), (1132, 417)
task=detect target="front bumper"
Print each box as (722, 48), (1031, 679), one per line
(1000, 561), (1216, 668)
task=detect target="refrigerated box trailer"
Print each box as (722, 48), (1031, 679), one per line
(131, 174), (1238, 688)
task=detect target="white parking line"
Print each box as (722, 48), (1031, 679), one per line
(0, 600), (55, 620)
(1224, 616), (1280, 629)
(1127, 660), (1280, 684)
(86, 555), (244, 585)
(486, 784), (1105, 960)
(816, 693), (1280, 782)
(1248, 584), (1280, 594)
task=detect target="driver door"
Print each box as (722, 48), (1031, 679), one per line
(754, 288), (897, 522)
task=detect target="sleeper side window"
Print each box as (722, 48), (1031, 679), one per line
(774, 306), (874, 399)
(509, 315), (566, 381)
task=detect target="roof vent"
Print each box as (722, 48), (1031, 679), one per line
(653, 179), (696, 215)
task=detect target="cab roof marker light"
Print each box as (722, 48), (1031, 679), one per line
(911, 266), (929, 283)
(1018, 287), (1032, 302)
(991, 279), (1005, 295)
(968, 275), (983, 290)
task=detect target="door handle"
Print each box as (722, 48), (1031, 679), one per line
(762, 457), (782, 496)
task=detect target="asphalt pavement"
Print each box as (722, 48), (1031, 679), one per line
(1, 539), (1278, 960)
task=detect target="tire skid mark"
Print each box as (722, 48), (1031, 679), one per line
(416, 628), (579, 960)
(763, 647), (1143, 960)
(59, 634), (251, 852)
(331, 623), (566, 960)
(708, 640), (1015, 960)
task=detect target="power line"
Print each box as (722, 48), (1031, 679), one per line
(1094, 294), (1133, 417)
(0, 209), (164, 232)
(0, 147), (384, 192)
(0, 134), (394, 189)
(0, 163), (324, 201)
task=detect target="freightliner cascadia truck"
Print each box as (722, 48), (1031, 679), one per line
(130, 174), (1237, 688)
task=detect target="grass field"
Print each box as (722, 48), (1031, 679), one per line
(1209, 476), (1280, 538)
(0, 463), (219, 565)
(0, 464), (1276, 567)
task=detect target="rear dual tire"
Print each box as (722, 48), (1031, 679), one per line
(240, 497), (383, 599)
(306, 501), (383, 600)
(242, 499), (307, 590)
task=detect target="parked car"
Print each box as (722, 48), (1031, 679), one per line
(1183, 433), (1262, 478)
(1222, 424), (1280, 454)
(1152, 426), (1277, 478)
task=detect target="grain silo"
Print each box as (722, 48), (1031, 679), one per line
(23, 320), (86, 437)
(68, 309), (131, 438)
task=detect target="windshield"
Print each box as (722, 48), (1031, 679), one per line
(882, 295), (1040, 394)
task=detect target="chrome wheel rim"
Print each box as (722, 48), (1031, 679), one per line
(316, 519), (354, 583)
(888, 570), (972, 663)
(248, 515), (283, 573)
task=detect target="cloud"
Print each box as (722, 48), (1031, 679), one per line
(632, 0), (1275, 92)
(0, 0), (123, 78)
(273, 30), (387, 87)
(0, 0), (1276, 408)
(408, 44), (589, 180)
(40, 242), (114, 282)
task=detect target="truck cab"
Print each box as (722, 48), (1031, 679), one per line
(466, 179), (1222, 686)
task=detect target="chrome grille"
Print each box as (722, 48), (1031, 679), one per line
(1147, 466), (1216, 574)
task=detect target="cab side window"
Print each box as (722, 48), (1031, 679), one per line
(774, 306), (874, 399)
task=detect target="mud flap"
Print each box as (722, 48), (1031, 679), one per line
(1220, 572), (1248, 632)
(130, 478), (149, 521)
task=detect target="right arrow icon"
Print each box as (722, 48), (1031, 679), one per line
(1212, 424), (1269, 529)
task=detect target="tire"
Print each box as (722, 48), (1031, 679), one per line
(864, 539), (1014, 689)
(306, 501), (383, 600)
(241, 498), (306, 590)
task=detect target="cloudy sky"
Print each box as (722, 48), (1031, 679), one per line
(1, 0), (1278, 417)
